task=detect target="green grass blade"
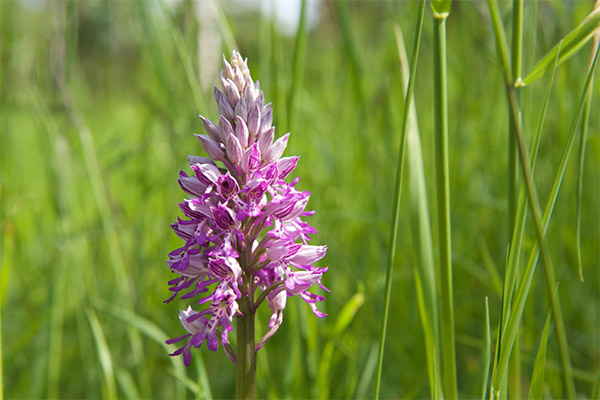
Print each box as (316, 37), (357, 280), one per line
(395, 22), (441, 399)
(527, 286), (556, 400)
(356, 344), (379, 399)
(373, 2), (426, 398)
(93, 300), (188, 399)
(206, 0), (239, 54)
(432, 6), (457, 398)
(575, 50), (596, 282)
(317, 291), (364, 399)
(86, 307), (118, 400)
(486, 0), (512, 84)
(286, 0), (307, 131)
(482, 297), (492, 400)
(592, 372), (600, 400)
(333, 291), (365, 337)
(492, 42), (599, 400)
(335, 0), (366, 106)
(157, 0), (207, 114)
(116, 368), (142, 400)
(499, 41), (561, 351)
(194, 353), (213, 400)
(522, 7), (600, 86)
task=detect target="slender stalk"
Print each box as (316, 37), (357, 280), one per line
(287, 0), (307, 131)
(508, 0), (522, 237)
(236, 293), (256, 400)
(504, 57), (580, 400)
(508, 1), (523, 397)
(237, 227), (257, 400)
(395, 23), (441, 398)
(373, 1), (426, 398)
(433, 14), (458, 400)
(575, 45), (596, 282)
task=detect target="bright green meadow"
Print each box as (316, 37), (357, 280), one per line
(1, 1), (599, 399)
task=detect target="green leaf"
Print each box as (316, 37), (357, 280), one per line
(527, 288), (555, 399)
(481, 298), (492, 400)
(93, 300), (190, 400)
(431, 0), (452, 19)
(333, 290), (365, 337)
(522, 8), (600, 86)
(86, 307), (118, 400)
(592, 372), (600, 400)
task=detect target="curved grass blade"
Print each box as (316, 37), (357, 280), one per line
(498, 41), (561, 355)
(492, 41), (600, 400)
(86, 307), (118, 400)
(317, 291), (364, 399)
(93, 300), (191, 400)
(373, 1), (426, 398)
(575, 43), (597, 282)
(521, 7), (600, 86)
(527, 286), (557, 400)
(116, 368), (142, 400)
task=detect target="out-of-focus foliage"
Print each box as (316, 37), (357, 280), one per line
(0, 1), (598, 398)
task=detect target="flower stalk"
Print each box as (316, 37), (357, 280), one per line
(236, 294), (256, 400)
(433, 5), (457, 398)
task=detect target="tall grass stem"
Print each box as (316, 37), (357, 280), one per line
(395, 22), (441, 398)
(433, 13), (458, 400)
(373, 1), (426, 397)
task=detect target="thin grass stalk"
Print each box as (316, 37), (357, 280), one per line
(157, 0), (207, 114)
(508, 4), (523, 395)
(433, 11), (458, 400)
(499, 48), (598, 400)
(575, 42), (597, 282)
(86, 307), (117, 400)
(335, 0), (366, 107)
(487, 4), (598, 396)
(492, 47), (598, 394)
(287, 0), (307, 131)
(508, 0), (523, 237)
(395, 23), (441, 399)
(482, 297), (492, 400)
(498, 41), (560, 361)
(373, 1), (426, 398)
(206, 0), (239, 53)
(270, 13), (286, 129)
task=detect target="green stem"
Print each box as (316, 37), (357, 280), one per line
(236, 294), (256, 400)
(505, 81), (575, 400)
(508, 1), (523, 397)
(373, 1), (426, 398)
(433, 15), (457, 400)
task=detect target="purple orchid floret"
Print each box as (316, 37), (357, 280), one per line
(166, 50), (328, 366)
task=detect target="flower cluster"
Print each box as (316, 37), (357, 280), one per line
(165, 51), (328, 366)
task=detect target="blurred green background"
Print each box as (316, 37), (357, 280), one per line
(1, 0), (598, 398)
